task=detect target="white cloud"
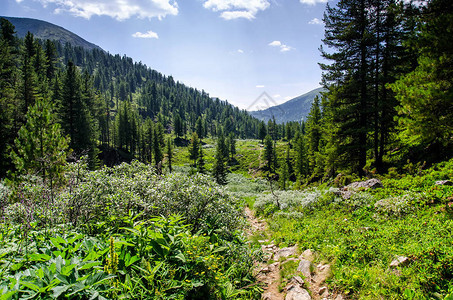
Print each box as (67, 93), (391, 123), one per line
(299, 0), (327, 5)
(280, 45), (293, 52)
(132, 30), (159, 39)
(256, 85), (265, 88)
(273, 94), (281, 98)
(221, 10), (255, 20)
(309, 17), (322, 25)
(237, 49), (244, 53)
(268, 40), (294, 52)
(34, 0), (178, 20)
(203, 0), (270, 20)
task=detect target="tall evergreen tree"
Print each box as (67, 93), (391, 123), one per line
(321, 0), (375, 175)
(60, 61), (93, 154)
(197, 146), (205, 174)
(10, 96), (69, 186)
(166, 136), (173, 173)
(390, 0), (453, 152)
(263, 134), (274, 172)
(212, 134), (227, 185)
(188, 132), (200, 167)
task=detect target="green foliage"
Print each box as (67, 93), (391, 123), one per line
(212, 135), (227, 185)
(10, 96), (69, 185)
(259, 159), (453, 299)
(0, 161), (260, 299)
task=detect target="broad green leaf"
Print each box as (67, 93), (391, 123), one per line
(125, 255), (140, 267)
(61, 264), (77, 276)
(79, 262), (102, 271)
(52, 285), (72, 298)
(55, 256), (63, 273)
(19, 281), (40, 292)
(27, 253), (51, 262)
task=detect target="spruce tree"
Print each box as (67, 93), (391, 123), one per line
(10, 96), (69, 186)
(166, 137), (173, 173)
(263, 134), (274, 172)
(320, 0), (374, 175)
(212, 134), (227, 185)
(197, 146), (205, 174)
(153, 125), (163, 166)
(188, 132), (200, 167)
(390, 0), (453, 151)
(306, 96), (323, 172)
(60, 61), (93, 154)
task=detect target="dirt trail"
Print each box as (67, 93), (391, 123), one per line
(245, 206), (344, 300)
(245, 206), (285, 300)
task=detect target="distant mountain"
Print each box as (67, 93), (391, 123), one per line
(1, 16), (102, 51)
(249, 87), (325, 124)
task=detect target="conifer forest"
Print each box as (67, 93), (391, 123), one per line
(0, 0), (453, 299)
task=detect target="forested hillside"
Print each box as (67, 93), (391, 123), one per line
(1, 16), (102, 51)
(250, 87), (324, 124)
(0, 17), (263, 177)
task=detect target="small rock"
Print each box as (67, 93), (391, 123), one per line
(285, 285), (311, 300)
(287, 276), (304, 288)
(297, 259), (312, 279)
(260, 266), (270, 273)
(435, 180), (453, 186)
(274, 245), (298, 260)
(319, 286), (328, 296)
(390, 256), (410, 268)
(347, 178), (383, 190)
(268, 262), (280, 272)
(335, 295), (344, 300)
(300, 249), (315, 262)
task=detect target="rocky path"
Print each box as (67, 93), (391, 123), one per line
(244, 206), (344, 300)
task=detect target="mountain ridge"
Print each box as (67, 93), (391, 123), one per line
(1, 16), (102, 51)
(250, 87), (324, 124)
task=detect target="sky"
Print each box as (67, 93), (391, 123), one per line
(1, 0), (334, 110)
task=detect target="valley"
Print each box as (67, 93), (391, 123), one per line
(1, 0), (453, 298)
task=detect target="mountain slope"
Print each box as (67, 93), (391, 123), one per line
(1, 16), (102, 51)
(250, 87), (324, 124)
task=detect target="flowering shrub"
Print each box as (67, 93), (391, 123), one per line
(60, 162), (243, 239)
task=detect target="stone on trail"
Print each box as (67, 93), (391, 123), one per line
(285, 285), (311, 300)
(299, 249), (315, 262)
(297, 259), (312, 279)
(274, 245), (298, 261)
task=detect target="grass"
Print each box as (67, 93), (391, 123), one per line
(252, 158), (453, 299)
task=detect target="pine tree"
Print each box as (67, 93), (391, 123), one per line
(60, 61), (93, 154)
(197, 146), (205, 174)
(10, 96), (69, 186)
(166, 137), (173, 173)
(279, 156), (289, 190)
(188, 132), (200, 167)
(0, 19), (18, 175)
(153, 124), (163, 166)
(258, 121), (267, 142)
(263, 134), (274, 172)
(228, 132), (236, 160)
(195, 116), (204, 139)
(390, 0), (453, 151)
(295, 134), (309, 177)
(306, 96), (323, 172)
(320, 0), (374, 175)
(212, 134), (227, 185)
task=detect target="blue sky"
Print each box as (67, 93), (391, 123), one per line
(1, 0), (333, 109)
